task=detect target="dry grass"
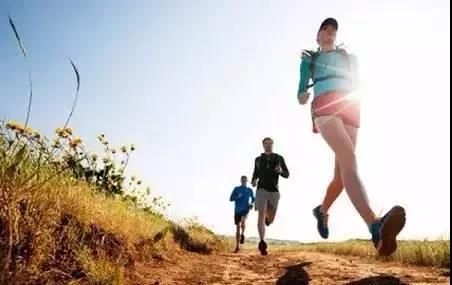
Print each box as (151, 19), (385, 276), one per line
(171, 222), (229, 254)
(77, 248), (125, 285)
(239, 237), (449, 268)
(0, 133), (225, 284)
(55, 183), (169, 243)
(296, 239), (450, 268)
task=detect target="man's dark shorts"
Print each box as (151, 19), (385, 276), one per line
(234, 210), (249, 225)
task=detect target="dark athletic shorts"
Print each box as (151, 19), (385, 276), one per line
(311, 91), (361, 133)
(234, 210), (249, 225)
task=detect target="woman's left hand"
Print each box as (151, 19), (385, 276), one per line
(298, 92), (310, 105)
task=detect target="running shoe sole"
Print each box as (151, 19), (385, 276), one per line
(240, 234), (245, 244)
(377, 206), (406, 256)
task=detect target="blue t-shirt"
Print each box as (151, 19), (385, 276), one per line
(230, 186), (255, 214)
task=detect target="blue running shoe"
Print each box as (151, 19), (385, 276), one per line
(313, 205), (329, 239)
(370, 206), (406, 256)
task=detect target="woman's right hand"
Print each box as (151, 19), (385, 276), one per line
(298, 92), (311, 105)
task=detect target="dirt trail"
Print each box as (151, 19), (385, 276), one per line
(134, 249), (450, 285)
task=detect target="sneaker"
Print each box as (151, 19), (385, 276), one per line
(265, 217), (271, 227)
(313, 205), (329, 239)
(370, 206), (406, 256)
(240, 234), (245, 244)
(234, 247), (240, 253)
(258, 240), (268, 256)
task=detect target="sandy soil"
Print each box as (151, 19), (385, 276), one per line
(131, 249), (450, 285)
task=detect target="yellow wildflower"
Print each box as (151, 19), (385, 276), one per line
(52, 139), (61, 148)
(7, 120), (28, 134)
(69, 137), (82, 149)
(6, 121), (16, 130)
(55, 127), (72, 139)
(24, 127), (33, 136)
(33, 131), (41, 140)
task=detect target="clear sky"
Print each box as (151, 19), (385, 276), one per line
(0, 0), (450, 241)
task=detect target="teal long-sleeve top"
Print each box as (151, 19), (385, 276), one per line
(298, 50), (359, 97)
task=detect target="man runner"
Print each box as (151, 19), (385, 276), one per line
(251, 137), (289, 255)
(229, 175), (255, 253)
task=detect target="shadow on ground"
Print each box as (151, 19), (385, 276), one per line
(276, 262), (312, 285)
(346, 275), (408, 285)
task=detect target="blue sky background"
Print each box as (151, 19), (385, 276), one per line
(0, 0), (450, 241)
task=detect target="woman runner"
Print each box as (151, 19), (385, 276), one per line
(297, 18), (406, 256)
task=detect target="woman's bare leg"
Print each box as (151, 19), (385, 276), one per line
(320, 159), (343, 213)
(315, 116), (377, 226)
(321, 125), (358, 214)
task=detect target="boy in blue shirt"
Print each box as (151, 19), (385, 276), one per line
(230, 176), (255, 253)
